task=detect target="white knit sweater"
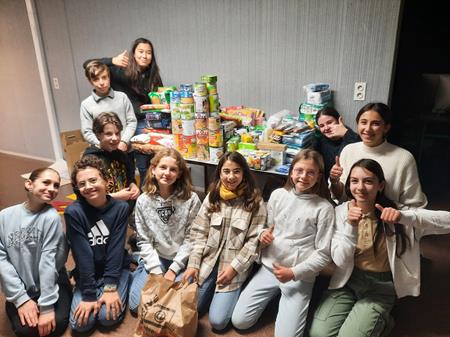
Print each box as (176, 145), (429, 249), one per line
(339, 141), (427, 209)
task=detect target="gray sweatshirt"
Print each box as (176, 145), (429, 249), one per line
(80, 88), (137, 145)
(135, 192), (201, 274)
(0, 204), (68, 312)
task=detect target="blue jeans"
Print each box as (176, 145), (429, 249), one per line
(69, 269), (130, 333)
(198, 265), (242, 331)
(129, 257), (183, 313)
(135, 119), (153, 187)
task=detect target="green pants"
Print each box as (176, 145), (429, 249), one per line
(309, 268), (395, 337)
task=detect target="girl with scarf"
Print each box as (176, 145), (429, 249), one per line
(182, 151), (267, 331)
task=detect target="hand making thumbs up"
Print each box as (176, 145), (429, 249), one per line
(112, 50), (129, 68)
(329, 116), (349, 139)
(330, 156), (343, 183)
(375, 204), (401, 225)
(347, 199), (363, 226)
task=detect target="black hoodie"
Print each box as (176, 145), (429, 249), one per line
(83, 146), (135, 194)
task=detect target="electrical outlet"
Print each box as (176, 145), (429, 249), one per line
(52, 77), (60, 90)
(353, 82), (366, 101)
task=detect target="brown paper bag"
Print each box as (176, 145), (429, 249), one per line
(134, 274), (198, 337)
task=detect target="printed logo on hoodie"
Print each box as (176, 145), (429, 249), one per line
(156, 206), (175, 224)
(7, 223), (41, 248)
(88, 220), (110, 246)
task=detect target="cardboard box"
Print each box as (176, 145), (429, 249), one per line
(237, 149), (271, 171)
(257, 142), (287, 166)
(256, 142), (287, 152)
(60, 130), (89, 174)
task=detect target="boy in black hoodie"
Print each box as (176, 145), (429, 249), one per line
(83, 112), (140, 203)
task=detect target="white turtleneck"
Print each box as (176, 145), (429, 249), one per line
(339, 140), (427, 209)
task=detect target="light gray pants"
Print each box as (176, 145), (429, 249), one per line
(232, 265), (314, 337)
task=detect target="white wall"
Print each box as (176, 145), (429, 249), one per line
(44, 0), (401, 132)
(1, 0), (402, 163)
(0, 0), (54, 159)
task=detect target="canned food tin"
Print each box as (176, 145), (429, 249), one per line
(180, 104), (194, 116)
(196, 144), (210, 161)
(180, 89), (193, 103)
(171, 118), (183, 134)
(173, 134), (183, 151)
(180, 97), (194, 104)
(209, 146), (224, 163)
(200, 75), (217, 84)
(195, 112), (208, 119)
(195, 117), (208, 130)
(171, 103), (181, 116)
(195, 129), (209, 145)
(193, 82), (208, 96)
(170, 90), (180, 103)
(208, 116), (221, 130)
(206, 83), (217, 95)
(181, 135), (197, 159)
(227, 141), (238, 152)
(209, 129), (223, 147)
(193, 93), (210, 113)
(182, 119), (195, 136)
(180, 83), (193, 93)
(208, 94), (220, 112)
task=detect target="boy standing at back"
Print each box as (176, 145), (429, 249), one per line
(80, 60), (137, 153)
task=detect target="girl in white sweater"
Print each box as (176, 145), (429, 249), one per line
(128, 148), (201, 313)
(309, 158), (450, 337)
(232, 149), (335, 337)
(329, 102), (427, 209)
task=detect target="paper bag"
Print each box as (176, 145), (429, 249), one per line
(134, 274), (198, 337)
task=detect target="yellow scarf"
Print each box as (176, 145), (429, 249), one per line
(219, 184), (244, 200)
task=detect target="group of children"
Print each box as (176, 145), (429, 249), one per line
(1, 36), (450, 337)
(2, 139), (450, 337)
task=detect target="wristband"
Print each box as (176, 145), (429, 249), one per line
(103, 284), (117, 293)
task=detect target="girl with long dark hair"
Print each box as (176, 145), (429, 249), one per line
(181, 151), (267, 331)
(329, 102), (427, 209)
(309, 159), (450, 337)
